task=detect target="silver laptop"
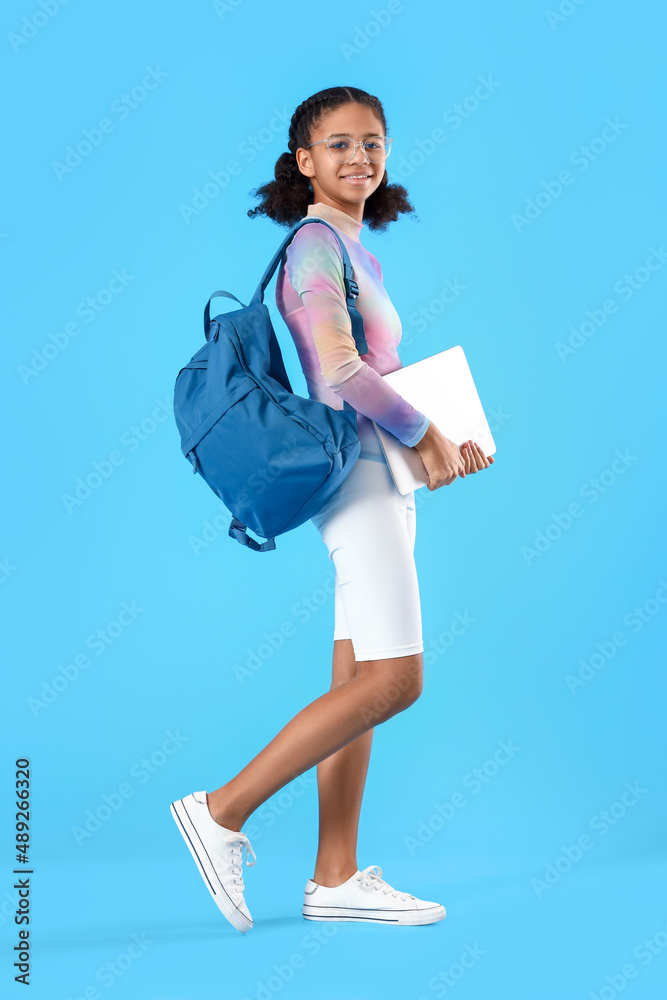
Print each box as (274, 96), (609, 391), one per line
(372, 346), (496, 495)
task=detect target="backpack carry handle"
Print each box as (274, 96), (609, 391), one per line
(249, 218), (369, 356)
(204, 290), (248, 340)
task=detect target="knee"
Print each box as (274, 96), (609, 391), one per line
(359, 653), (423, 724)
(392, 655), (423, 709)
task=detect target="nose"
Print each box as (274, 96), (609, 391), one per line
(348, 143), (371, 165)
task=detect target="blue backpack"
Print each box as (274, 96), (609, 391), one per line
(173, 217), (368, 552)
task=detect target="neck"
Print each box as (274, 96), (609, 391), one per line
(306, 201), (365, 243)
(318, 200), (363, 224)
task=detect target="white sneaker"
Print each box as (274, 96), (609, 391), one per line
(170, 790), (256, 933)
(302, 864), (446, 926)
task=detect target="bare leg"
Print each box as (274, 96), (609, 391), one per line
(207, 649), (422, 834)
(312, 639), (372, 887)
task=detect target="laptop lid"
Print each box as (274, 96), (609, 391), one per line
(372, 346), (496, 495)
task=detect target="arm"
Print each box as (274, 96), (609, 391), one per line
(284, 224), (430, 448)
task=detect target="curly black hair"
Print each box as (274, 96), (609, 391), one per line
(247, 86), (415, 233)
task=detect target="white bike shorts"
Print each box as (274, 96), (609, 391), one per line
(310, 453), (423, 662)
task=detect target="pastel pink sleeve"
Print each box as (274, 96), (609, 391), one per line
(283, 225), (430, 448)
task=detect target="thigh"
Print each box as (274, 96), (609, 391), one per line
(311, 458), (422, 662)
(333, 575), (352, 641)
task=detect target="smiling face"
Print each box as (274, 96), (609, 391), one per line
(295, 102), (387, 220)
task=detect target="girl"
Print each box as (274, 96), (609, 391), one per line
(170, 85), (493, 933)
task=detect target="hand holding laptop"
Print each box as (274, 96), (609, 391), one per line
(415, 423), (493, 491)
(460, 439), (495, 476)
(372, 345), (497, 494)
(413, 421), (467, 488)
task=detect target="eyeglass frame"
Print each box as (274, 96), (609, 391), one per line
(305, 134), (393, 164)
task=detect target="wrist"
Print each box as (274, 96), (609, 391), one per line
(413, 421), (433, 451)
(409, 416), (431, 450)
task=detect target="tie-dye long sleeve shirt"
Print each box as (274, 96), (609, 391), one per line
(275, 201), (430, 459)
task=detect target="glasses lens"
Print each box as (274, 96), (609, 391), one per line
(327, 136), (390, 162)
(365, 137), (389, 162)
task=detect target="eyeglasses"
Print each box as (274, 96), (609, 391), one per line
(306, 135), (393, 164)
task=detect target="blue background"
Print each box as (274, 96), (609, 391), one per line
(3, 0), (666, 998)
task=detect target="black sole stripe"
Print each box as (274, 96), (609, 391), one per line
(172, 799), (246, 920)
(170, 802), (217, 896)
(180, 799), (243, 916)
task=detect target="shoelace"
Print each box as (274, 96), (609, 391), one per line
(224, 833), (257, 896)
(357, 865), (414, 901)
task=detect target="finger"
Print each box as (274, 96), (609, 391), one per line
(470, 442), (495, 467)
(464, 440), (481, 472)
(470, 442), (489, 470)
(466, 442), (480, 474)
(476, 443), (492, 468)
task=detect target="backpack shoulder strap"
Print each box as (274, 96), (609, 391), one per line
(249, 217), (369, 356)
